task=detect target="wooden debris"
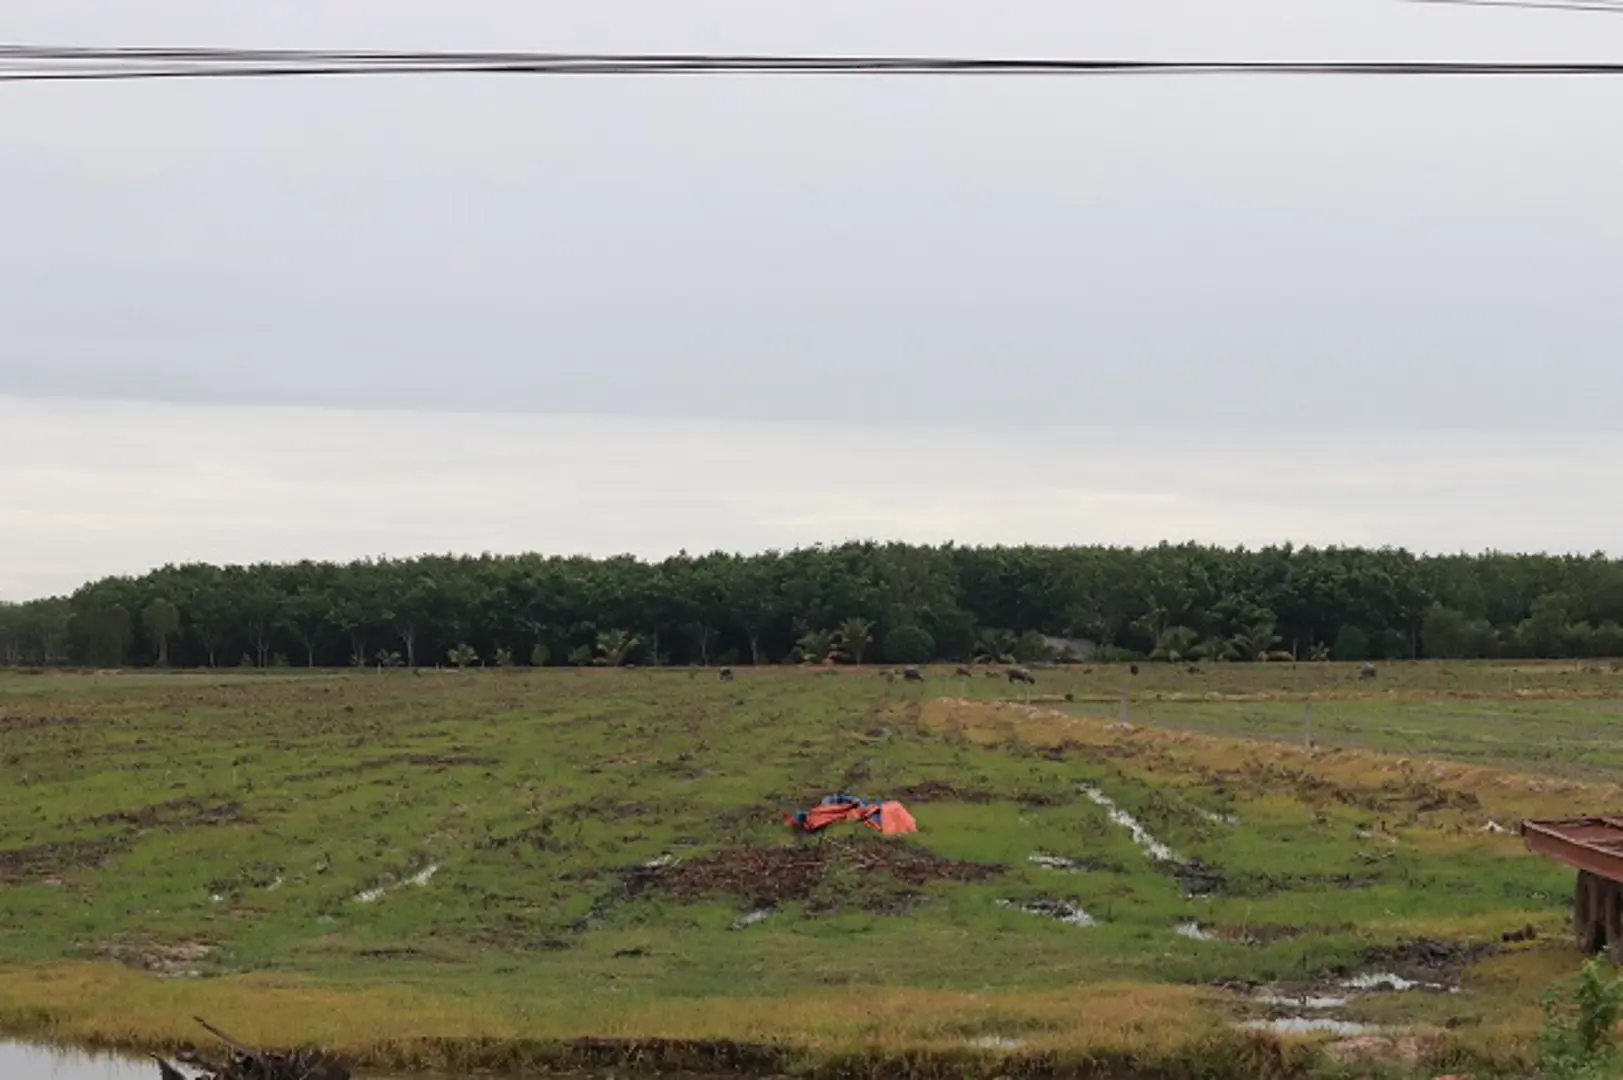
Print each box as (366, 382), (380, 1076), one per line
(150, 1017), (349, 1080)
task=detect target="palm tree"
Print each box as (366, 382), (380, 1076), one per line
(595, 629), (641, 666)
(973, 628), (1018, 664)
(1224, 620), (1281, 662)
(794, 628), (835, 664)
(1150, 625), (1200, 663)
(835, 617), (874, 665)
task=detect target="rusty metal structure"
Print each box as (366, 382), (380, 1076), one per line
(1522, 818), (1623, 956)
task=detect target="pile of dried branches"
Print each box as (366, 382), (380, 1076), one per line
(151, 1017), (349, 1080)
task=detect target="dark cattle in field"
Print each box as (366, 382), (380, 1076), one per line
(903, 666), (925, 682)
(718, 667), (734, 682)
(955, 665), (973, 677)
(1007, 667), (1036, 685)
(1360, 662), (1378, 679)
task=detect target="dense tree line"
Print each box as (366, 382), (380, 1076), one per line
(4, 543), (1623, 669)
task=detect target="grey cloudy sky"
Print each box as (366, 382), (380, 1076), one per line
(3, 0), (1622, 598)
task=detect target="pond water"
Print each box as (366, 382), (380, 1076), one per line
(0, 1042), (420, 1080)
(0, 1042), (159, 1080)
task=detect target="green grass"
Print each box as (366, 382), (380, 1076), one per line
(0, 662), (1609, 1074)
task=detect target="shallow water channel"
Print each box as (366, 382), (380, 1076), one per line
(1, 1042), (157, 1080)
(0, 1041), (419, 1080)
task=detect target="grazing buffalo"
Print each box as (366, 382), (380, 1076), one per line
(1007, 666), (1036, 685)
(718, 667), (734, 682)
(954, 665), (973, 677)
(903, 666), (926, 683)
(1360, 662), (1378, 679)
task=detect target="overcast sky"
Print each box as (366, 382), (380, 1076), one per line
(4, 0), (1622, 599)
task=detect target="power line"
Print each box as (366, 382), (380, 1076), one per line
(1406, 0), (1623, 14)
(6, 46), (1623, 82)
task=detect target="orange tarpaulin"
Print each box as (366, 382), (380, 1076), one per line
(783, 795), (918, 835)
(873, 800), (917, 835)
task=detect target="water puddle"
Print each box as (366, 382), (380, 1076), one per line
(1199, 810), (1239, 826)
(1341, 972), (1454, 993)
(1242, 971), (1458, 1038)
(967, 1035), (1024, 1050)
(1175, 921), (1213, 941)
(729, 908), (772, 930)
(997, 898), (1095, 926)
(354, 862), (441, 904)
(1255, 991), (1351, 1010)
(1079, 785), (1179, 862)
(1240, 1017), (1385, 1036)
(0, 1039), (424, 1080)
(0, 1042), (163, 1079)
(1028, 853), (1082, 871)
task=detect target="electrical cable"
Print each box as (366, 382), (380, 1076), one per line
(3, 46), (1623, 82)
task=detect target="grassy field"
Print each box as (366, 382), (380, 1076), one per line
(0, 661), (1617, 1076)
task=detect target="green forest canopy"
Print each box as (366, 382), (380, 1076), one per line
(4, 542), (1623, 668)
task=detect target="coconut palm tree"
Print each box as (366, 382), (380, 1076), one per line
(794, 628), (835, 664)
(1150, 625), (1200, 663)
(595, 629), (640, 666)
(1223, 620), (1281, 662)
(835, 618), (874, 664)
(973, 628), (1018, 664)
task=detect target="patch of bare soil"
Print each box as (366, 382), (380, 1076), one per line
(285, 750), (496, 783)
(89, 797), (245, 829)
(0, 714), (85, 734)
(1014, 789), (1071, 807)
(358, 751), (498, 771)
(632, 838), (1002, 911)
(97, 938), (214, 976)
(890, 780), (996, 803)
(1351, 937), (1496, 978)
(1323, 1035), (1429, 1067)
(1213, 923), (1314, 945)
(1167, 858), (1228, 896)
(1229, 869), (1381, 897)
(476, 819), (571, 854)
(0, 836), (125, 883)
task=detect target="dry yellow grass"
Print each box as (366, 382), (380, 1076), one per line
(0, 962), (1240, 1071)
(918, 697), (1623, 824)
